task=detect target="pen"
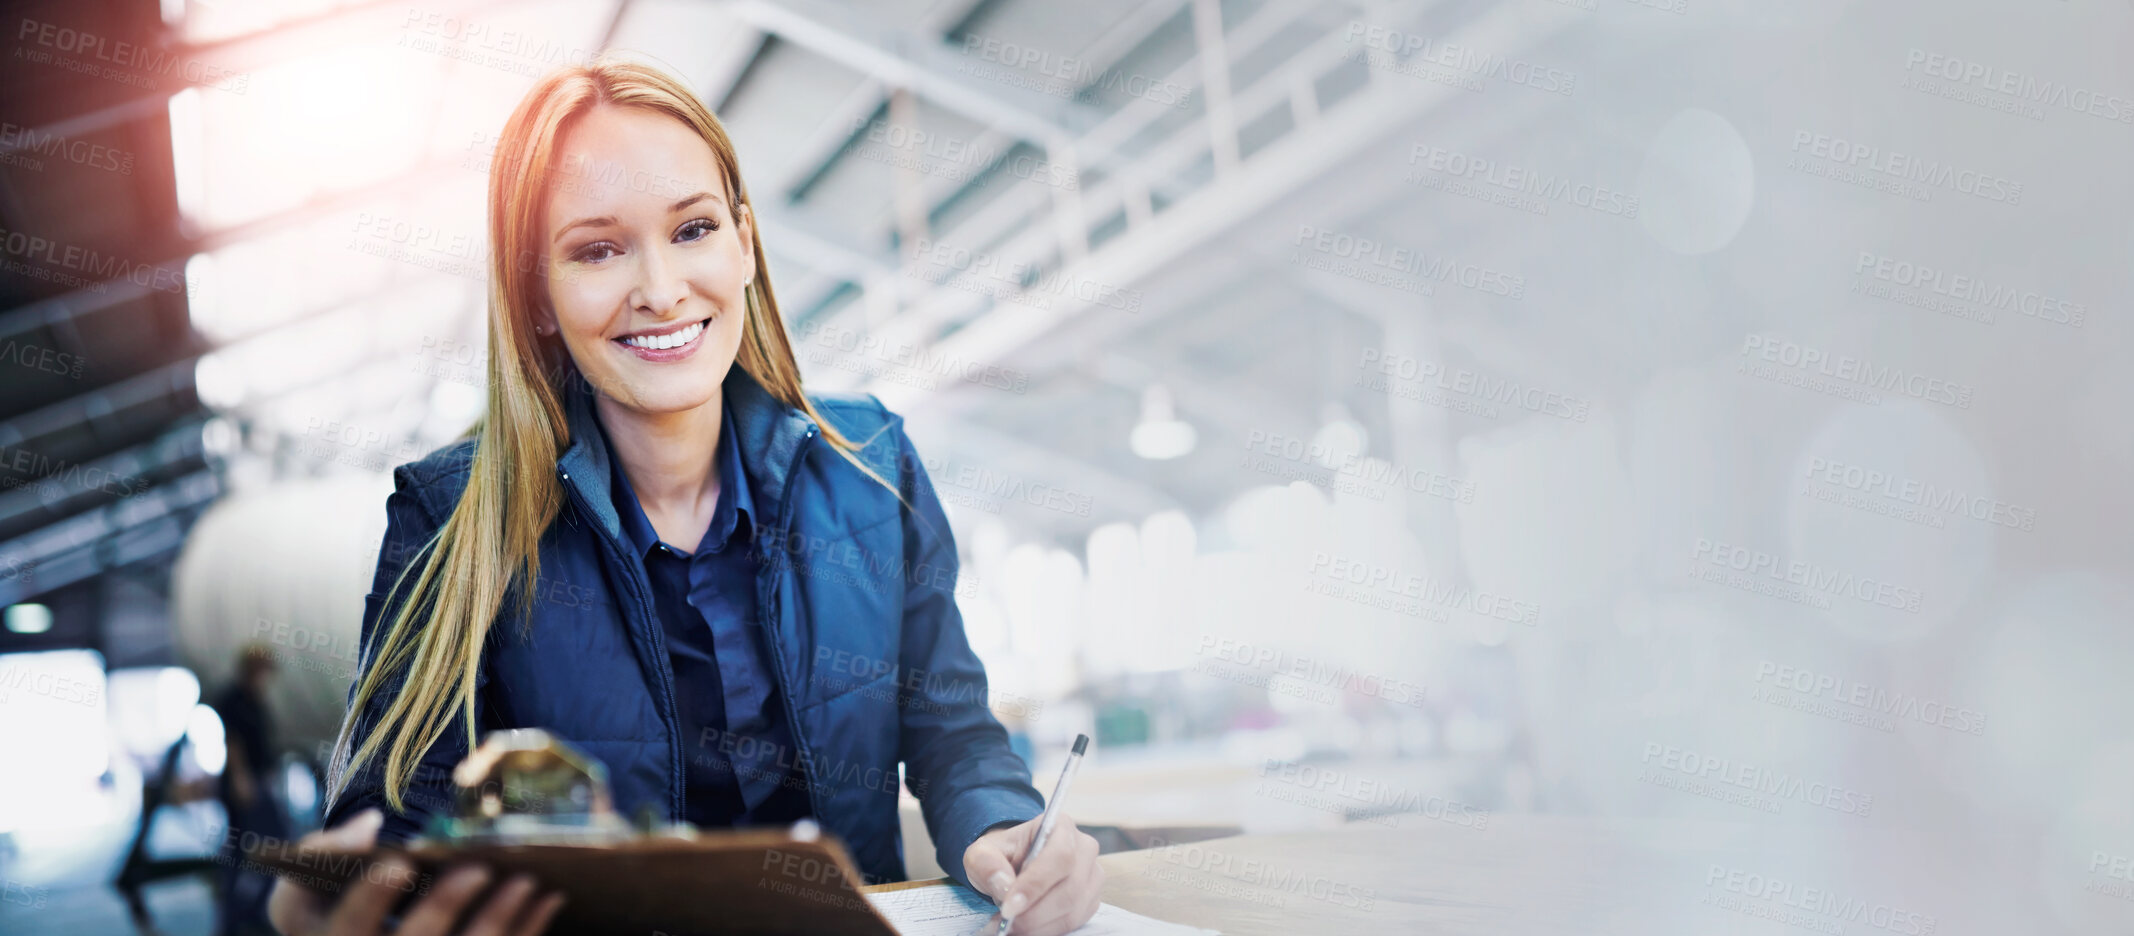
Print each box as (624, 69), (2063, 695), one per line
(998, 734), (1088, 936)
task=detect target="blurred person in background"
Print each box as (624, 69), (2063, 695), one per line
(269, 60), (1101, 936)
(213, 644), (287, 935)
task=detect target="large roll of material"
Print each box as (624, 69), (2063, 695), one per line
(170, 475), (394, 754)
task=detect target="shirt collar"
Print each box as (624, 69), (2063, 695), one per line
(604, 397), (754, 559)
(557, 366), (814, 547)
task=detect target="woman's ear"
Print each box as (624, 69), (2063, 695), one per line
(735, 202), (756, 275)
(530, 305), (572, 380)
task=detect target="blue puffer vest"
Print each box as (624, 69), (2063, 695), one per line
(324, 367), (1042, 888)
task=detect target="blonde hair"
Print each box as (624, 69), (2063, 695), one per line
(330, 59), (878, 811)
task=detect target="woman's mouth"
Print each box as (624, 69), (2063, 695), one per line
(614, 317), (710, 361)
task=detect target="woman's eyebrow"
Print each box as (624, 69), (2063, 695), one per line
(552, 215), (615, 243)
(551, 192), (723, 243)
(670, 191), (723, 213)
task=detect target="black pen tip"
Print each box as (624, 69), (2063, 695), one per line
(1071, 734), (1088, 756)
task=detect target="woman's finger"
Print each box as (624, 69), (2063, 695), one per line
(312, 809), (385, 852)
(324, 858), (414, 936)
(395, 865), (493, 935)
(997, 820), (1084, 923)
(1047, 849), (1103, 931)
(272, 810), (389, 935)
(1086, 858), (1106, 904)
(1017, 831), (1105, 936)
(512, 892), (568, 936)
(1068, 857), (1105, 930)
(459, 874), (539, 936)
(964, 826), (1030, 902)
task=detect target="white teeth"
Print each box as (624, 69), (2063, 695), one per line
(622, 320), (704, 351)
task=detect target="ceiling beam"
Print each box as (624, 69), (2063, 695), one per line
(864, 1), (1568, 412)
(0, 469), (220, 606)
(766, 0), (995, 197)
(802, 0), (1325, 370)
(724, 0), (1109, 155)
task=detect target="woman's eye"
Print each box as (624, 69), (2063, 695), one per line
(675, 218), (719, 243)
(570, 242), (619, 264)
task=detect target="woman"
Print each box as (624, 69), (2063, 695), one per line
(269, 60), (1100, 935)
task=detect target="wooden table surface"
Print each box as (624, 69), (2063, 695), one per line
(1074, 814), (2004, 936)
(1093, 816), (1686, 936)
(869, 813), (2077, 935)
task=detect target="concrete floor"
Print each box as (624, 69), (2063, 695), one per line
(0, 876), (217, 936)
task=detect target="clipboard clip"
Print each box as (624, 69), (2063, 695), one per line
(421, 728), (689, 847)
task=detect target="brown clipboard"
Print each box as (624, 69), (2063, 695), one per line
(242, 826), (907, 935)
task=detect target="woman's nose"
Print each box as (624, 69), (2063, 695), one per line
(630, 245), (689, 315)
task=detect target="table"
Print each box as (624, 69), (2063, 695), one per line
(873, 814), (2030, 935)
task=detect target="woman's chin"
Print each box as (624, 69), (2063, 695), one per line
(597, 377), (724, 416)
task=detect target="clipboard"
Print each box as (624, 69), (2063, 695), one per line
(243, 825), (907, 935)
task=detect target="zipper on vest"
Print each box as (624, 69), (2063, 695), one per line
(755, 423), (828, 823)
(556, 462), (690, 822)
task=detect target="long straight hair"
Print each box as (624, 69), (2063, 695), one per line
(327, 59), (878, 812)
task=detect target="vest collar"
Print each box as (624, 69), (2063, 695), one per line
(554, 366), (817, 542)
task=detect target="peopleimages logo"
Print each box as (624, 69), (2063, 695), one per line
(0, 663), (101, 706)
(0, 122), (134, 175)
(0, 444), (143, 499)
(1903, 48), (2134, 123)
(1293, 225), (1525, 298)
(1343, 22), (1577, 96)
(1802, 456), (2036, 532)
(397, 9), (600, 78)
(1404, 143), (1639, 218)
(1738, 334), (1974, 410)
(252, 617), (360, 668)
(1242, 429), (1477, 504)
(1258, 759), (1490, 829)
(1787, 130), (2022, 204)
(794, 320), (1031, 394)
(844, 117), (1079, 191)
(1196, 635), (1427, 707)
(1641, 743), (1876, 817)
(920, 457), (1094, 517)
(0, 338), (86, 379)
(0, 226), (191, 296)
(1691, 538), (1924, 613)
(1150, 837), (1378, 910)
(0, 879), (48, 910)
(957, 34), (1194, 109)
(1705, 865), (1939, 935)
(1358, 349), (1590, 421)
(2090, 851), (2134, 900)
(15, 17), (251, 92)
(1754, 662), (1986, 736)
(1853, 252), (2085, 328)
(1307, 552), (1540, 627)
(909, 238), (1143, 313)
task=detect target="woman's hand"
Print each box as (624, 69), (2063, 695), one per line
(266, 809), (566, 936)
(963, 815), (1103, 936)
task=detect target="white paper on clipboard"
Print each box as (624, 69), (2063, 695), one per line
(865, 882), (1221, 936)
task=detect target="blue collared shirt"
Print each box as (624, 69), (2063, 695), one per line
(603, 399), (811, 829)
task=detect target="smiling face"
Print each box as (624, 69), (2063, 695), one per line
(539, 104), (753, 416)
